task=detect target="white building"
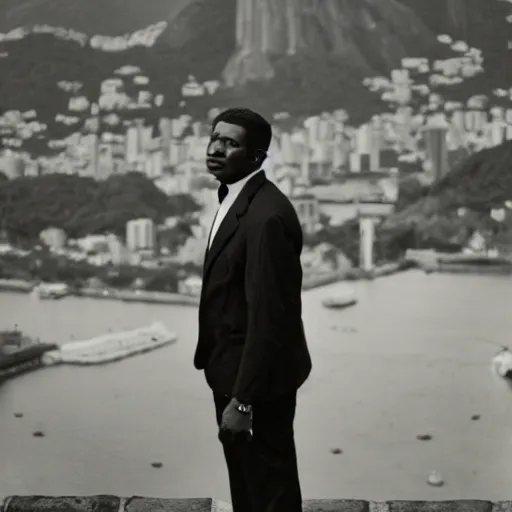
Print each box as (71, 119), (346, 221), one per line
(178, 275), (202, 296)
(125, 125), (139, 163)
(126, 218), (156, 253)
(0, 151), (25, 179)
(39, 227), (67, 250)
(106, 234), (130, 265)
(144, 141), (164, 179)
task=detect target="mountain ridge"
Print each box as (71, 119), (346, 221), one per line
(1, 0), (510, 86)
(1, 0), (511, 155)
(0, 0), (192, 38)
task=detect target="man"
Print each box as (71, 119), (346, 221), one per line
(194, 107), (312, 512)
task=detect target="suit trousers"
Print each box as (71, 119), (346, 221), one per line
(213, 392), (303, 512)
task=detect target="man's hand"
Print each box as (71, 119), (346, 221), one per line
(219, 398), (252, 443)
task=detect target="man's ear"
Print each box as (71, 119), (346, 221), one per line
(254, 149), (267, 167)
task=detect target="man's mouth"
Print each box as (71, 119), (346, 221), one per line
(207, 158), (225, 170)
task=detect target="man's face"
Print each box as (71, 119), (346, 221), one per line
(206, 121), (253, 184)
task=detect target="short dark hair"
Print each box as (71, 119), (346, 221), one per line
(212, 107), (272, 153)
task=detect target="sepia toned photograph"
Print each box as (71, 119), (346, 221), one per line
(1, 1), (512, 511)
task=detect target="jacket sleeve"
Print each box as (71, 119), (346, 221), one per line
(232, 215), (296, 404)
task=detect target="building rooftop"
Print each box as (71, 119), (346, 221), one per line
(1, 496), (511, 512)
(312, 178), (398, 204)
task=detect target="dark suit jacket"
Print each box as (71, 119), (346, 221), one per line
(194, 171), (312, 404)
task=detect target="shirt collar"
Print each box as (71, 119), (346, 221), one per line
(226, 169), (263, 197)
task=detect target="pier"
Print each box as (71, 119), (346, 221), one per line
(0, 343), (58, 381)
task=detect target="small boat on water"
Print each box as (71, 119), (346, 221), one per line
(32, 282), (70, 300)
(322, 286), (358, 310)
(492, 348), (512, 379)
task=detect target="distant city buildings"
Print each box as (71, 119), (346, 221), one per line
(2, 51), (512, 265)
(0, 151), (25, 179)
(106, 234), (130, 266)
(285, 179), (320, 235)
(2, 81), (512, 194)
(39, 227), (67, 251)
(126, 218), (156, 254)
(178, 274), (202, 296)
(422, 123), (450, 180)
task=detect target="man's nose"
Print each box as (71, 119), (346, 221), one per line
(207, 140), (224, 156)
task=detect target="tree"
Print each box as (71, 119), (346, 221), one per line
(143, 268), (179, 293)
(0, 172), (202, 243)
(159, 220), (195, 253)
(396, 174), (430, 211)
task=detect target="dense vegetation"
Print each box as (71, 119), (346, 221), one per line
(305, 217), (413, 266)
(0, 172), (201, 244)
(380, 140), (512, 254)
(0, 250), (202, 292)
(304, 141), (512, 265)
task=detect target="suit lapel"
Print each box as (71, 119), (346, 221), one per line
(203, 171), (267, 280)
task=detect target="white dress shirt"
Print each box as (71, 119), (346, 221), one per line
(208, 169), (263, 249)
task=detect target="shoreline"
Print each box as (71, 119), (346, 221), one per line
(0, 279), (34, 293)
(0, 281), (201, 306)
(75, 287), (200, 306)
(0, 260), (412, 304)
(302, 259), (412, 290)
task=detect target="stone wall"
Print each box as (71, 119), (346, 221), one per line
(1, 496), (511, 512)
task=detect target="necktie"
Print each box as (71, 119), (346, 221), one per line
(218, 183), (229, 204)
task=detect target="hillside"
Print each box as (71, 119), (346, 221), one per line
(0, 172), (201, 243)
(0, 0), (192, 37)
(0, 0), (511, 155)
(382, 141), (512, 251)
